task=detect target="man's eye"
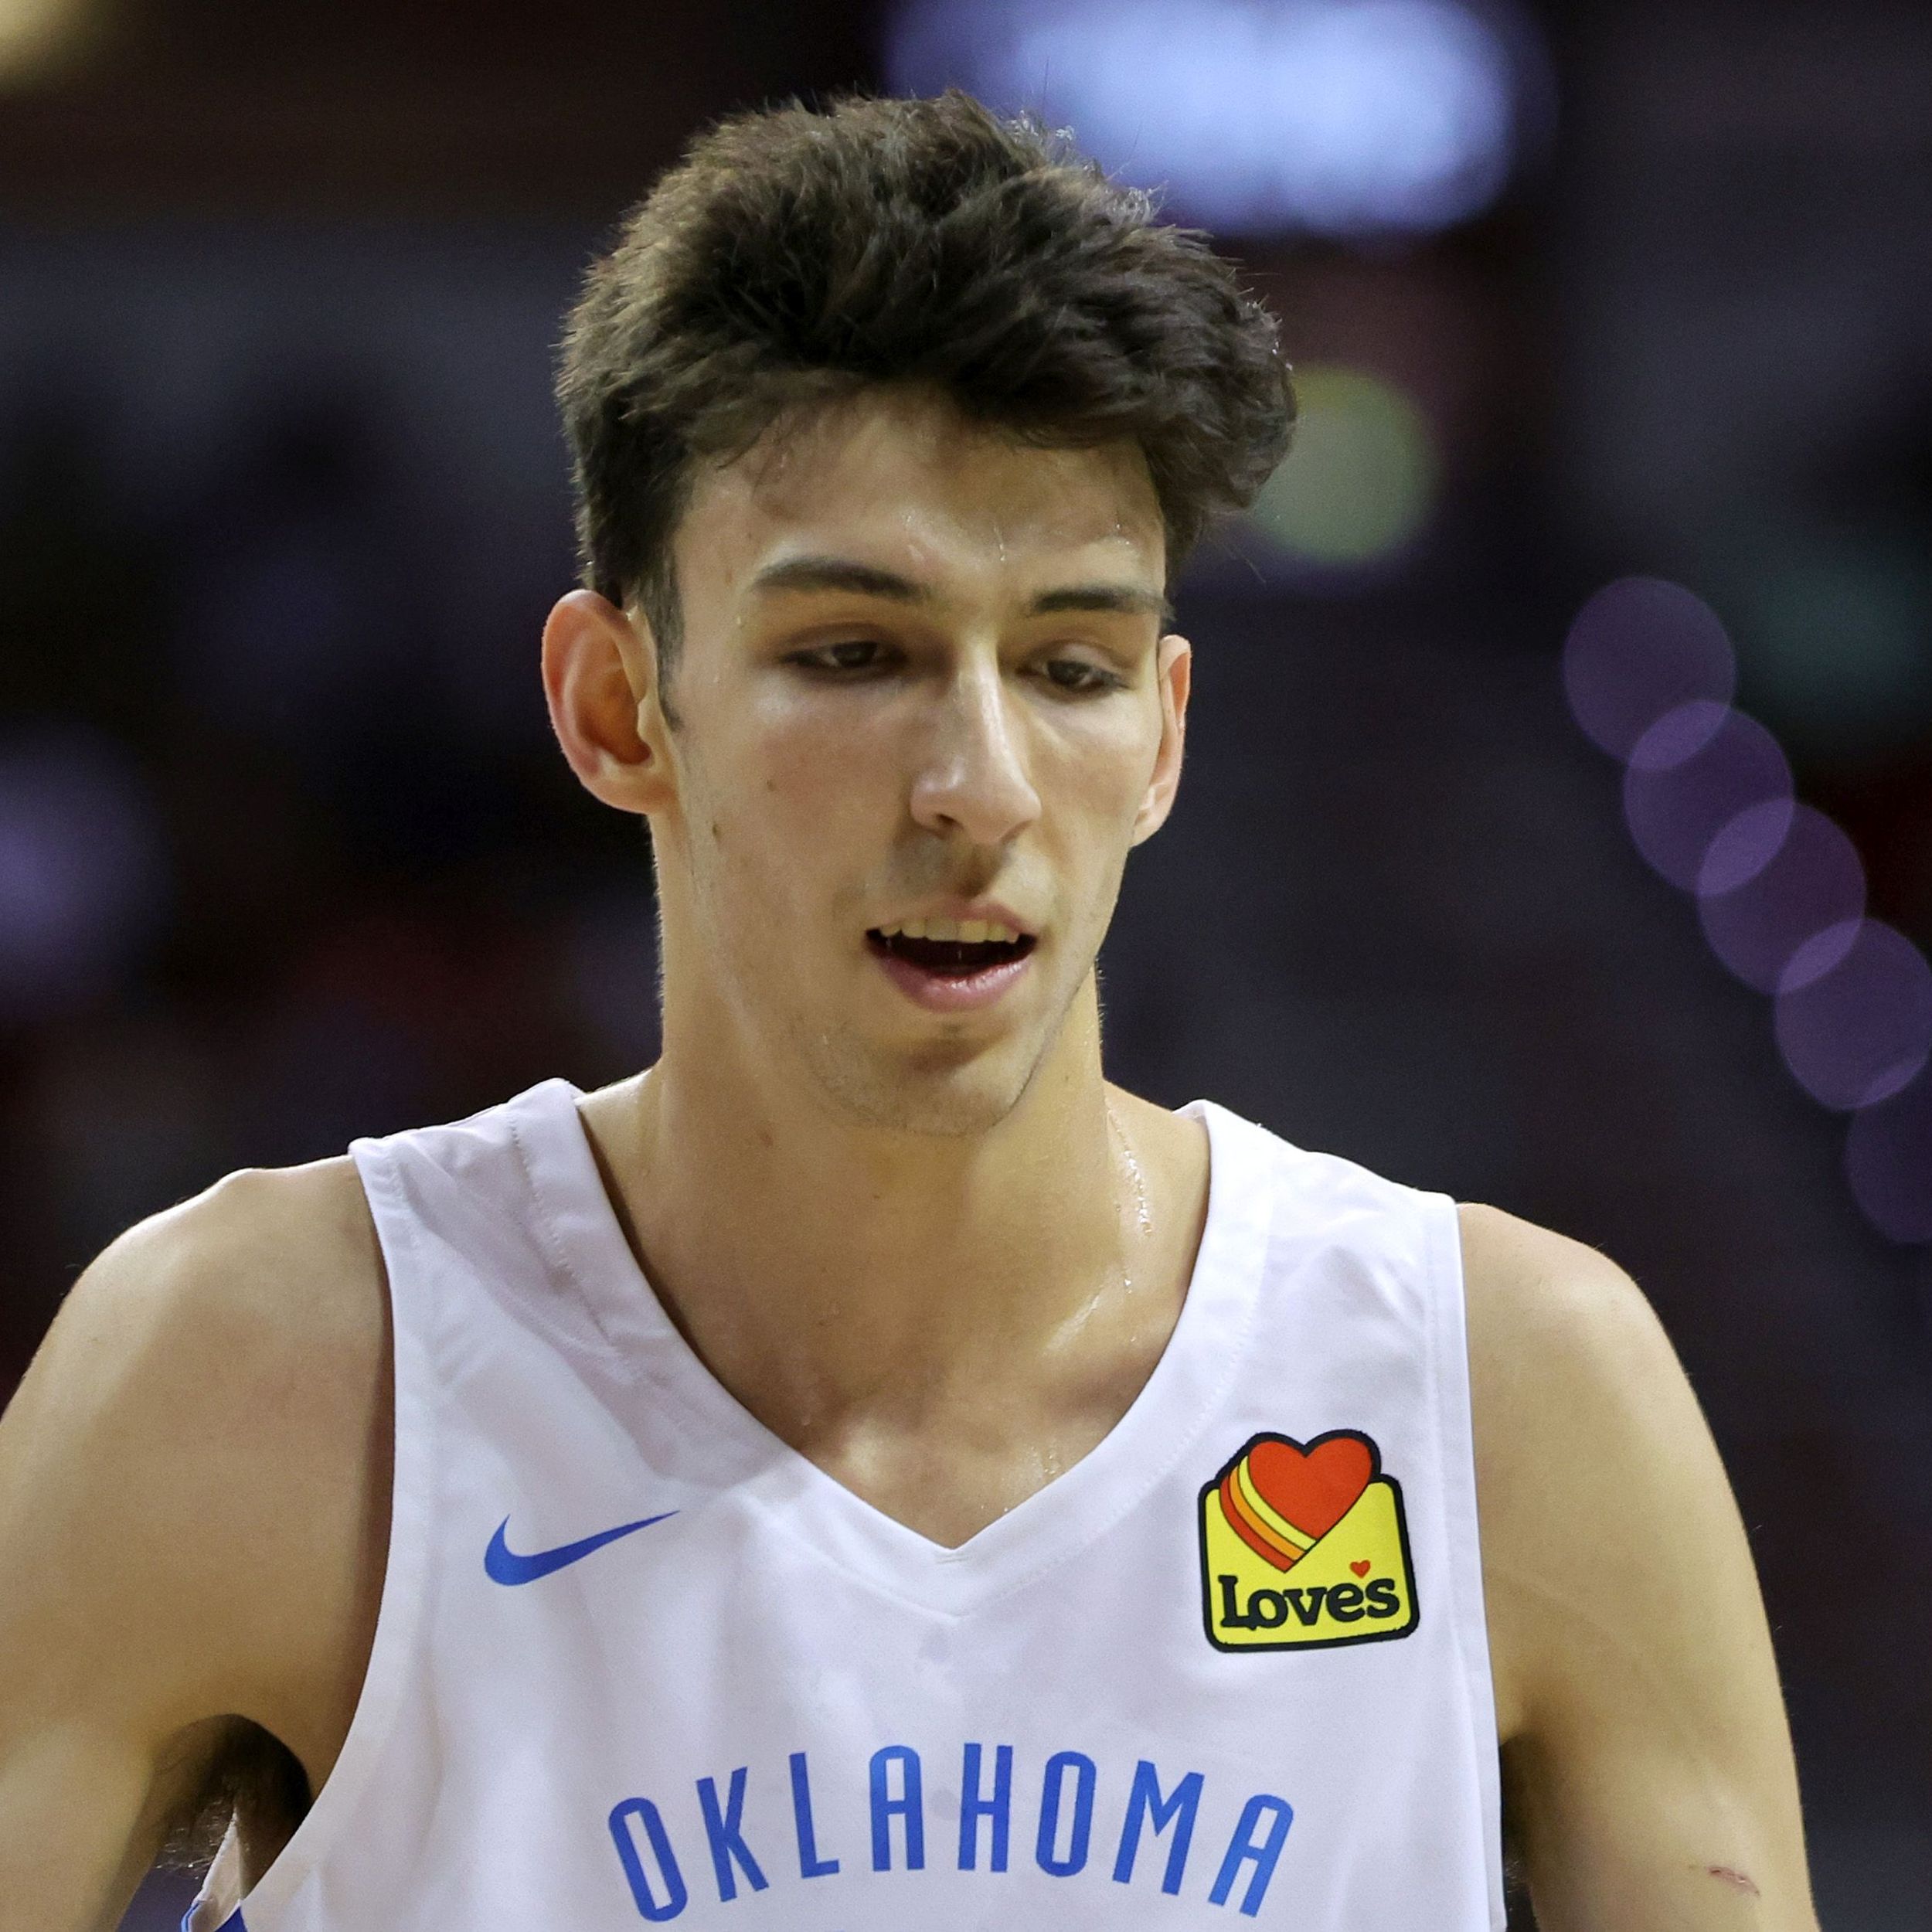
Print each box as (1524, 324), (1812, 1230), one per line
(795, 640), (886, 672)
(788, 644), (1121, 691)
(1043, 658), (1124, 693)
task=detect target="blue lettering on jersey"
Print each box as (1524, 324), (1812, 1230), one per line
(608, 1742), (1294, 1917)
(610, 1798), (689, 1920)
(696, 1767), (769, 1901)
(788, 1751), (840, 1878)
(1112, 1759), (1204, 1894)
(868, 1744), (926, 1870)
(1035, 1751), (1097, 1876)
(1210, 1794), (1296, 1917)
(957, 1741), (1012, 1872)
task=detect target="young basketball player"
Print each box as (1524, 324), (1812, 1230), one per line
(0, 91), (1818, 1932)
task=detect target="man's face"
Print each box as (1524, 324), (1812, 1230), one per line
(641, 385), (1189, 1137)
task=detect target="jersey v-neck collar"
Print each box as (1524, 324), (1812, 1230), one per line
(514, 1077), (1277, 1617)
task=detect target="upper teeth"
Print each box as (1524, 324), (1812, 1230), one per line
(878, 918), (1022, 944)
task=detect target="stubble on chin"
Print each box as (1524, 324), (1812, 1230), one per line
(782, 947), (1091, 1141)
(790, 1017), (1033, 1138)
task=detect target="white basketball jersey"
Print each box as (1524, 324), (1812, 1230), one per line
(185, 1077), (1505, 1930)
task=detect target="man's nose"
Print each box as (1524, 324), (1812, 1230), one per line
(907, 659), (1043, 848)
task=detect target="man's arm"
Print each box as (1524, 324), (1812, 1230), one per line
(1461, 1203), (1821, 1932)
(0, 1162), (387, 1932)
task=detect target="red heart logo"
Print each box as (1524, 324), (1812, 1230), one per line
(1244, 1435), (1373, 1542)
(1350, 1560), (1371, 1577)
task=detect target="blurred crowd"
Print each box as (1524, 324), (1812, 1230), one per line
(0, 366), (664, 1376)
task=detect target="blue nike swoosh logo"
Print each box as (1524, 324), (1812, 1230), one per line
(484, 1511), (679, 1585)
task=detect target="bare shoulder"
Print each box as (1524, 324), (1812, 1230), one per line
(1454, 1200), (1699, 1446)
(1455, 1203), (1692, 1737)
(1453, 1202), (1815, 1932)
(1455, 1199), (1695, 1474)
(0, 1155), (391, 1799)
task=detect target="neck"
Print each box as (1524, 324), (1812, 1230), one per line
(586, 978), (1161, 1443)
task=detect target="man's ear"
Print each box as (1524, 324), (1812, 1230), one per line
(541, 589), (676, 818)
(1130, 631), (1191, 846)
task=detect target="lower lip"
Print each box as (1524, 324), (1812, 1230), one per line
(869, 937), (1036, 1012)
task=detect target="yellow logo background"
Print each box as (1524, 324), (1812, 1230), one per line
(1199, 1431), (1420, 1651)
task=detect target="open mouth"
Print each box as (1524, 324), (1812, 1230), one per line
(866, 929), (1038, 976)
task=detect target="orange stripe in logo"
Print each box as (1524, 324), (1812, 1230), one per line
(1219, 1471), (1301, 1571)
(1233, 1458), (1318, 1554)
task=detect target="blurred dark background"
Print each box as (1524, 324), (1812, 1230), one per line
(0, 2), (1927, 1927)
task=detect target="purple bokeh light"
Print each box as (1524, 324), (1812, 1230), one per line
(1696, 796), (1794, 898)
(1845, 1072), (1932, 1244)
(1696, 804), (1867, 995)
(1563, 577), (1736, 762)
(1774, 918), (1932, 1111)
(1567, 571), (1932, 1240)
(1780, 918), (1869, 996)
(1621, 703), (1792, 893)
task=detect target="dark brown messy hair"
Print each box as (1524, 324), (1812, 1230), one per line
(555, 89), (1295, 707)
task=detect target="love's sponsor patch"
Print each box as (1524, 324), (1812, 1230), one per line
(1199, 1430), (1419, 1651)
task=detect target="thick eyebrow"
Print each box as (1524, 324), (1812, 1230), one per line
(750, 556), (930, 603)
(1029, 583), (1174, 625)
(749, 554), (1172, 625)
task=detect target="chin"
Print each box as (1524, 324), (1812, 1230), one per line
(804, 1033), (1035, 1139)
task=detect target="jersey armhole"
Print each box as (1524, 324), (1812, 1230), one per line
(209, 1138), (440, 1930)
(1427, 1190), (1510, 1932)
